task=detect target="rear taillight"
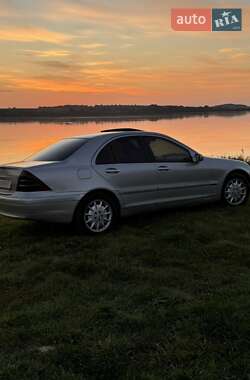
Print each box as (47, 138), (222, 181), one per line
(16, 170), (51, 192)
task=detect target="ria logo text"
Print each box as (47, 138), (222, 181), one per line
(171, 8), (242, 32)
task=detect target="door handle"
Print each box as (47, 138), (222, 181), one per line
(105, 168), (120, 174)
(157, 165), (169, 172)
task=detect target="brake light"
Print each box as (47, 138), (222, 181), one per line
(16, 170), (51, 192)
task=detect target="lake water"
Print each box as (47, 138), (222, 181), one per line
(0, 113), (250, 164)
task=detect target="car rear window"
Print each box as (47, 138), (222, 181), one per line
(28, 138), (86, 161)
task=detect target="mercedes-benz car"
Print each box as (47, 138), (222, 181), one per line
(0, 128), (249, 233)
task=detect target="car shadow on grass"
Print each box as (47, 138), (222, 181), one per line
(120, 201), (224, 229)
(19, 220), (75, 238)
(16, 201), (226, 239)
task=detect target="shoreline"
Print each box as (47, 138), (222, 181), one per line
(0, 110), (249, 123)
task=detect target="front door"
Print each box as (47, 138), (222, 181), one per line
(141, 136), (218, 203)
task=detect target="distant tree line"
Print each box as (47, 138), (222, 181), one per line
(0, 104), (249, 119)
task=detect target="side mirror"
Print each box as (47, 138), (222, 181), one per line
(192, 152), (203, 164)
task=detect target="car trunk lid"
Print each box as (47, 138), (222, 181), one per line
(0, 161), (55, 194)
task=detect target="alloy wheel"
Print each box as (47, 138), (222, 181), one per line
(84, 199), (113, 233)
(224, 177), (248, 206)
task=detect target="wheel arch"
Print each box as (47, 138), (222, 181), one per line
(73, 188), (121, 221)
(223, 169), (250, 185)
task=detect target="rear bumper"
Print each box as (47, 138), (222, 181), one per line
(0, 192), (85, 223)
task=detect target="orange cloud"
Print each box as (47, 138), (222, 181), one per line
(219, 48), (238, 54)
(0, 72), (141, 97)
(0, 27), (70, 43)
(80, 43), (107, 49)
(24, 50), (71, 58)
(216, 48), (250, 63)
(83, 61), (113, 67)
(48, 0), (169, 35)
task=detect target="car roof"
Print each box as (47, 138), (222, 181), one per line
(68, 130), (169, 140)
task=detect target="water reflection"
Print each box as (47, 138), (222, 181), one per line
(0, 113), (250, 164)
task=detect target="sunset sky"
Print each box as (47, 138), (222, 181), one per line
(0, 0), (250, 107)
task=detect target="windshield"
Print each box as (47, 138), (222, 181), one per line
(27, 138), (86, 161)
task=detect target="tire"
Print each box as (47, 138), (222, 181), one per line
(222, 173), (249, 207)
(73, 192), (119, 234)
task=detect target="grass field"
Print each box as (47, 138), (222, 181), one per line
(1, 201), (250, 380)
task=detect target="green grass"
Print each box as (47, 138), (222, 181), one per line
(1, 202), (250, 380)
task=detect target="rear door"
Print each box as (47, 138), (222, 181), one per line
(141, 136), (218, 203)
(93, 136), (159, 208)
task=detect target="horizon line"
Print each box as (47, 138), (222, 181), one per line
(1, 103), (249, 110)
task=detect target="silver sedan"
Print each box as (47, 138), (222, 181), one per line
(0, 128), (249, 233)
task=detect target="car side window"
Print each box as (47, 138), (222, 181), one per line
(143, 137), (191, 163)
(96, 143), (115, 165)
(96, 136), (148, 164)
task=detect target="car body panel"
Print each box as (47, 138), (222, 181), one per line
(155, 158), (223, 202)
(0, 191), (84, 223)
(93, 162), (159, 208)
